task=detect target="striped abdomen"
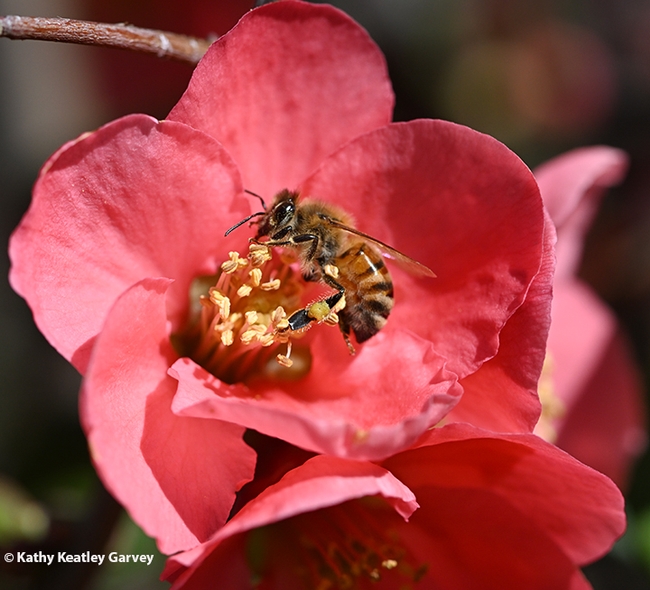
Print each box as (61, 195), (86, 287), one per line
(335, 240), (394, 343)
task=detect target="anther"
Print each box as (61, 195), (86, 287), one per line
(237, 284), (253, 298)
(272, 306), (287, 323)
(277, 341), (294, 367)
(248, 243), (272, 266)
(221, 251), (248, 274)
(245, 310), (259, 325)
(175, 240), (343, 383)
(209, 289), (231, 318)
(276, 354), (293, 368)
(220, 330), (234, 346)
(260, 278), (281, 291)
(248, 268), (262, 287)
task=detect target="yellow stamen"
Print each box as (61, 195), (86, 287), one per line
(260, 278), (281, 291)
(220, 329), (234, 346)
(173, 242), (345, 384)
(221, 251), (248, 274)
(259, 333), (276, 347)
(209, 289), (231, 318)
(274, 499), (428, 589)
(245, 310), (259, 325)
(237, 284), (253, 298)
(277, 340), (294, 367)
(272, 306), (287, 323)
(241, 324), (268, 345)
(248, 243), (272, 266)
(248, 268), (262, 287)
(382, 559), (398, 569)
(276, 354), (293, 368)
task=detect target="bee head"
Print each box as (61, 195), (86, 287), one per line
(255, 189), (298, 239)
(224, 189), (299, 239)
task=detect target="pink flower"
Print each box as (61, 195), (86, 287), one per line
(534, 146), (647, 490)
(163, 423), (625, 590)
(9, 2), (552, 552)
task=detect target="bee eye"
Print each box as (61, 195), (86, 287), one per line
(274, 201), (295, 224)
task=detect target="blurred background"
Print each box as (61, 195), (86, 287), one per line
(1, 0), (650, 588)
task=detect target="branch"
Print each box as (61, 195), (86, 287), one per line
(0, 16), (213, 65)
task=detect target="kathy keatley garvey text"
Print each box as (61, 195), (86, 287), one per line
(15, 551), (155, 566)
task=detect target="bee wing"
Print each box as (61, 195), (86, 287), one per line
(324, 218), (436, 278)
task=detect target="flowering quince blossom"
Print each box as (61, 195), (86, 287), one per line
(162, 424), (625, 590)
(9, 1), (559, 555)
(533, 146), (647, 490)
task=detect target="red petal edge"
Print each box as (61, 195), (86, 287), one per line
(169, 330), (462, 461)
(169, 0), (394, 197)
(396, 423), (626, 566)
(9, 114), (244, 373)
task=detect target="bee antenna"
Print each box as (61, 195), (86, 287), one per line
(244, 189), (267, 210)
(224, 211), (266, 236)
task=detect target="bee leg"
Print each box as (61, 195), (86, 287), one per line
(286, 291), (343, 332)
(260, 233), (321, 268)
(342, 332), (356, 355)
(337, 313), (356, 356)
(286, 308), (316, 331)
(321, 278), (355, 356)
(323, 291), (343, 309)
(252, 237), (292, 247)
(292, 233), (320, 261)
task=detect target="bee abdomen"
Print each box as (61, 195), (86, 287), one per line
(343, 297), (394, 342)
(368, 281), (394, 297)
(337, 242), (394, 343)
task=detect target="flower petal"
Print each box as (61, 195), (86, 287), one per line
(301, 119), (545, 381)
(390, 486), (594, 589)
(535, 144), (646, 488)
(447, 211), (556, 432)
(82, 278), (256, 554)
(165, 425), (619, 590)
(164, 454), (418, 584)
(170, 329), (461, 460)
(549, 280), (647, 489)
(168, 1), (393, 197)
(390, 423), (625, 566)
(9, 114), (244, 372)
(534, 145), (628, 280)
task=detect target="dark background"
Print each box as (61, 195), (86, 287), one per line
(1, 0), (649, 588)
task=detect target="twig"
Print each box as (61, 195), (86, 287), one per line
(0, 16), (212, 65)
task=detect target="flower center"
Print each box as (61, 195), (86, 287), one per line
(248, 499), (427, 589)
(173, 243), (343, 384)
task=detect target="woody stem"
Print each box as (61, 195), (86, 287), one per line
(0, 16), (212, 65)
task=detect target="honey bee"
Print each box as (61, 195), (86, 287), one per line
(225, 189), (435, 353)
